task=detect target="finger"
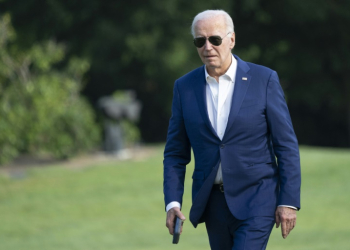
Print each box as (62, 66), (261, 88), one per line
(281, 220), (287, 239)
(175, 210), (186, 221)
(166, 219), (174, 235)
(286, 221), (292, 235)
(290, 219), (295, 228)
(288, 220), (295, 233)
(166, 211), (176, 235)
(275, 212), (280, 228)
(169, 225), (174, 235)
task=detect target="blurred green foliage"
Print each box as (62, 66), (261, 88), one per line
(120, 120), (140, 147)
(230, 0), (350, 147)
(0, 14), (100, 164)
(1, 0), (350, 146)
(0, 0), (233, 143)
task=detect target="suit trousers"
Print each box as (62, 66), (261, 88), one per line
(203, 186), (275, 250)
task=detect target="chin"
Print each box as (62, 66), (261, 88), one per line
(205, 63), (219, 69)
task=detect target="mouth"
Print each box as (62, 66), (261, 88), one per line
(204, 55), (216, 59)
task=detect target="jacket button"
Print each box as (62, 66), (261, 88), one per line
(220, 144), (225, 149)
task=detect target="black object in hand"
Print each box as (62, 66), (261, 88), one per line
(172, 217), (183, 244)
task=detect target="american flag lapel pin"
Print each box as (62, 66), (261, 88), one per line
(242, 77), (248, 81)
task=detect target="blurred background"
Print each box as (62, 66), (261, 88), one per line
(0, 0), (350, 249)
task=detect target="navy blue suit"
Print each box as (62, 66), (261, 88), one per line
(163, 55), (301, 233)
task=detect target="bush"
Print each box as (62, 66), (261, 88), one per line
(0, 14), (100, 164)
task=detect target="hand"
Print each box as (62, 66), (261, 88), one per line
(275, 206), (297, 239)
(166, 207), (186, 235)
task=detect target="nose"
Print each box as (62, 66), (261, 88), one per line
(204, 39), (213, 50)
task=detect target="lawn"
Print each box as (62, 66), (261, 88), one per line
(0, 145), (349, 250)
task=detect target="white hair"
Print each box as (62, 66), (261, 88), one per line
(191, 10), (234, 37)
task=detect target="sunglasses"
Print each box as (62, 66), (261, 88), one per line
(193, 32), (231, 48)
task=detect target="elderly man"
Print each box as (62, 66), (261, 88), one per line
(163, 9), (301, 250)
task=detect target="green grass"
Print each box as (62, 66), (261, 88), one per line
(0, 145), (350, 249)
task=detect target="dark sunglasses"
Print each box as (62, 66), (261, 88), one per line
(193, 32), (231, 48)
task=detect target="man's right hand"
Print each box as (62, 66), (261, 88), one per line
(166, 207), (186, 235)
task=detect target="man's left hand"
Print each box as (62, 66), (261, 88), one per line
(275, 207), (297, 239)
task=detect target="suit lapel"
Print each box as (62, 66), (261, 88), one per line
(223, 56), (251, 139)
(193, 66), (218, 138)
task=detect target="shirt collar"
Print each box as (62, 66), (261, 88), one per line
(205, 55), (237, 82)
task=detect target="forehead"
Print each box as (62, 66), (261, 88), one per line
(194, 16), (226, 37)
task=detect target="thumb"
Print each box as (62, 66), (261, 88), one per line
(174, 209), (186, 221)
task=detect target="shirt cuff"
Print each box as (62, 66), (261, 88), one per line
(278, 205), (297, 210)
(166, 201), (181, 212)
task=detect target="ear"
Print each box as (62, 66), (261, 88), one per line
(229, 33), (236, 49)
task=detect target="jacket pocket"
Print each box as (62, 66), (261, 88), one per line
(248, 162), (273, 168)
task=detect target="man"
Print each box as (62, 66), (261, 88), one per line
(163, 9), (301, 250)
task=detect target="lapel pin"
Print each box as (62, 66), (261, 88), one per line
(242, 77), (247, 81)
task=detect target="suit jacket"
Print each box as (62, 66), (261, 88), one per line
(163, 55), (301, 228)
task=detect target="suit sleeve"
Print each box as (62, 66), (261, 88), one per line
(163, 81), (191, 209)
(266, 71), (301, 209)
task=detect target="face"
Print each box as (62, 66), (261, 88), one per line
(194, 16), (235, 76)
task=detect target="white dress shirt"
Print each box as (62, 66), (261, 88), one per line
(166, 55), (296, 212)
(206, 56), (237, 184)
